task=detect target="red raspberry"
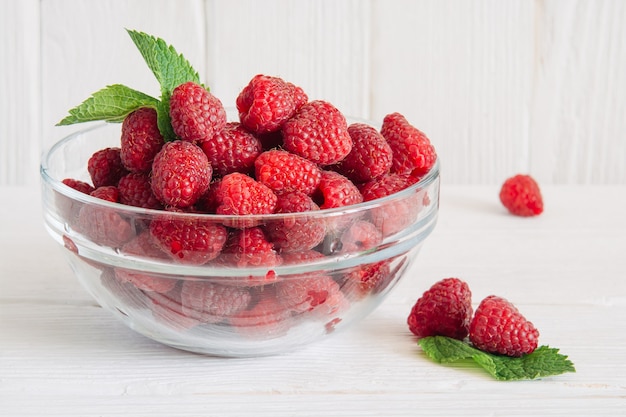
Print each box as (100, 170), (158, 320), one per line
(180, 281), (252, 323)
(169, 81), (227, 143)
(114, 231), (176, 293)
(407, 278), (473, 340)
(201, 122), (262, 177)
(87, 147), (128, 188)
(217, 227), (281, 269)
(333, 123), (393, 183)
(340, 220), (382, 253)
(469, 295), (540, 357)
(264, 192), (326, 252)
(118, 172), (162, 209)
(150, 140), (212, 208)
(499, 174), (544, 217)
(360, 173), (422, 237)
(77, 195), (133, 247)
(120, 107), (164, 173)
(149, 214), (228, 265)
(236, 74), (308, 134)
(90, 185), (119, 202)
(229, 287), (293, 338)
(62, 178), (95, 194)
(341, 260), (392, 300)
(313, 170), (363, 210)
(381, 112), (436, 176)
(214, 173), (278, 217)
(147, 284), (201, 330)
(254, 149), (322, 196)
(282, 100), (352, 165)
(276, 275), (349, 318)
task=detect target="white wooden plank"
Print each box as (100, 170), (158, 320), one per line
(529, 0), (626, 184)
(204, 0), (371, 119)
(0, 0), (41, 186)
(370, 0), (534, 185)
(40, 0), (207, 151)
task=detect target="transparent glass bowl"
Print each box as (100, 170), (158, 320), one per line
(40, 122), (440, 357)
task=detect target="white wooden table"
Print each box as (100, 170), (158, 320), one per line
(2, 185), (625, 416)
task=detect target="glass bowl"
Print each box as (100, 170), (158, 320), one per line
(40, 122), (440, 357)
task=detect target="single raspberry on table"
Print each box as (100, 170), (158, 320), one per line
(120, 107), (164, 173)
(499, 174), (544, 217)
(282, 100), (352, 166)
(201, 122), (262, 177)
(213, 172), (278, 217)
(87, 147), (128, 188)
(236, 74), (308, 134)
(333, 123), (393, 183)
(469, 295), (539, 357)
(150, 140), (212, 208)
(381, 112), (436, 176)
(118, 172), (163, 209)
(62, 178), (95, 195)
(264, 191), (326, 252)
(254, 149), (322, 196)
(149, 214), (228, 265)
(407, 278), (473, 340)
(169, 81), (227, 144)
(180, 281), (252, 323)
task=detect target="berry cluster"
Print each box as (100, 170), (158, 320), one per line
(62, 74), (438, 335)
(407, 278), (539, 357)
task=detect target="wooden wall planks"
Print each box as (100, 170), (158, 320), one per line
(1, 0), (624, 186)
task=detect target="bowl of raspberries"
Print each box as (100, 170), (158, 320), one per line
(40, 31), (440, 357)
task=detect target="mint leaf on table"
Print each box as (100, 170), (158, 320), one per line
(418, 336), (575, 381)
(57, 84), (159, 126)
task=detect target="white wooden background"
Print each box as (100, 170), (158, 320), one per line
(2, 0), (625, 187)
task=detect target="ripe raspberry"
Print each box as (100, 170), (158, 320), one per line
(469, 295), (540, 357)
(341, 260), (392, 300)
(313, 170), (363, 210)
(229, 287), (293, 338)
(90, 185), (119, 202)
(254, 149), (322, 196)
(217, 227), (281, 269)
(499, 174), (544, 217)
(407, 278), (473, 340)
(276, 275), (349, 318)
(282, 100), (352, 165)
(201, 122), (262, 177)
(169, 81), (227, 143)
(340, 220), (382, 254)
(264, 191), (326, 252)
(281, 248), (325, 265)
(236, 74), (308, 134)
(77, 196), (133, 247)
(114, 231), (176, 293)
(381, 112), (436, 176)
(213, 172), (278, 217)
(149, 214), (228, 265)
(360, 173), (422, 237)
(118, 172), (162, 209)
(120, 107), (164, 173)
(87, 147), (128, 188)
(147, 284), (201, 330)
(180, 281), (252, 323)
(333, 123), (393, 183)
(62, 178), (95, 194)
(150, 140), (212, 208)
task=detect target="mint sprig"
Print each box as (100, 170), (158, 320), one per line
(57, 84), (159, 126)
(57, 29), (203, 141)
(418, 336), (575, 381)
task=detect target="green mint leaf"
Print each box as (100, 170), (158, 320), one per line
(418, 336), (575, 381)
(57, 84), (159, 126)
(156, 98), (176, 141)
(126, 29), (201, 97)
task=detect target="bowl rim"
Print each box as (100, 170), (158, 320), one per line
(40, 122), (441, 221)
